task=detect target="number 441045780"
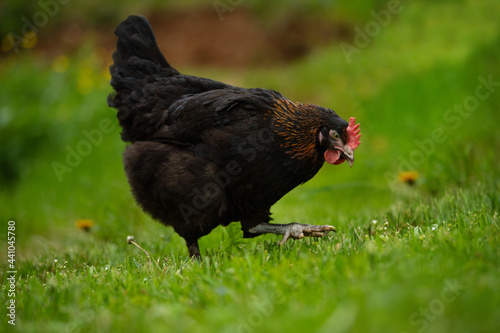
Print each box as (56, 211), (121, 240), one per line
(7, 221), (15, 269)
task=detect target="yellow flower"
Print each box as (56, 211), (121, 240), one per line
(76, 219), (94, 231)
(21, 31), (38, 49)
(77, 65), (95, 95)
(52, 55), (69, 73)
(398, 171), (419, 185)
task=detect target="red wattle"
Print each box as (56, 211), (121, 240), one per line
(333, 157), (346, 165)
(324, 149), (340, 164)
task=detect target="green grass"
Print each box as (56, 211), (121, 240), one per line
(1, 1), (500, 332)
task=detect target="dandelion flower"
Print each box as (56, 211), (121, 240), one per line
(398, 171), (419, 185)
(76, 219), (94, 232)
(21, 31), (38, 49)
(77, 65), (95, 94)
(53, 55), (69, 73)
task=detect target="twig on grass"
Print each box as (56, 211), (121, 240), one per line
(127, 235), (162, 270)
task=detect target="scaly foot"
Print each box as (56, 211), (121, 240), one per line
(247, 222), (336, 245)
(279, 223), (335, 245)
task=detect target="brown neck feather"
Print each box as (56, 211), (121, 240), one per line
(268, 98), (325, 163)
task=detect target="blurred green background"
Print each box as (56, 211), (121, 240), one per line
(1, 0), (499, 332)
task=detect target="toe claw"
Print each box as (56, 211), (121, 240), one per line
(280, 232), (291, 245)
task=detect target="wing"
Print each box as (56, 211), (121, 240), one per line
(148, 87), (272, 145)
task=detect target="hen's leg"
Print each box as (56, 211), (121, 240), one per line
(247, 223), (335, 245)
(186, 238), (201, 260)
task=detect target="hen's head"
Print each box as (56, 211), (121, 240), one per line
(318, 117), (361, 167)
(270, 98), (360, 166)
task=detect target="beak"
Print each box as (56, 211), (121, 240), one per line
(342, 146), (354, 167)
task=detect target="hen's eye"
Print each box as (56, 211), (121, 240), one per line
(332, 132), (340, 140)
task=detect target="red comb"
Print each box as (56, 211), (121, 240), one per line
(347, 117), (361, 150)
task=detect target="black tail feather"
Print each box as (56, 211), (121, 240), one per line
(112, 15), (171, 70)
(109, 15), (230, 143)
(108, 15), (180, 142)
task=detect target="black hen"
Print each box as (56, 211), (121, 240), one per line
(108, 15), (361, 259)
